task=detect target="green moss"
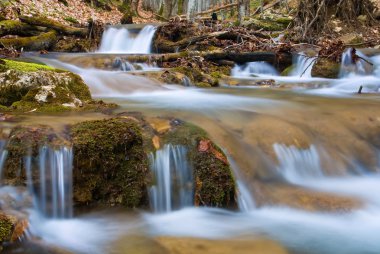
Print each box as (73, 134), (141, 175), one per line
(196, 82), (212, 88)
(0, 31), (58, 51)
(0, 214), (13, 242)
(244, 18), (286, 31)
(311, 58), (340, 79)
(64, 16), (79, 24)
(281, 65), (294, 76)
(71, 118), (149, 208)
(2, 59), (55, 72)
(10, 101), (72, 112)
(274, 17), (293, 25)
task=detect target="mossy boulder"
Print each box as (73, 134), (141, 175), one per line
(71, 118), (150, 208)
(311, 58), (340, 79)
(0, 59), (93, 112)
(162, 121), (236, 208)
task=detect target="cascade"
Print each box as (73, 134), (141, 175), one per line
(273, 144), (324, 183)
(228, 158), (255, 212)
(149, 145), (193, 213)
(98, 25), (157, 54)
(290, 53), (316, 78)
(0, 141), (8, 180)
(339, 48), (372, 78)
(25, 146), (73, 218)
(231, 62), (279, 77)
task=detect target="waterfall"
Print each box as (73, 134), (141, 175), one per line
(273, 144), (324, 183)
(339, 48), (372, 78)
(26, 146), (73, 219)
(228, 158), (255, 212)
(0, 141), (8, 180)
(149, 145), (193, 213)
(290, 53), (316, 78)
(98, 25), (157, 54)
(231, 62), (279, 77)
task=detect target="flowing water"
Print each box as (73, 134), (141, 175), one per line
(98, 25), (157, 54)
(149, 145), (193, 213)
(3, 25), (380, 254)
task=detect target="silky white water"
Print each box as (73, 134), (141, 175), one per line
(290, 53), (316, 78)
(274, 144), (324, 183)
(149, 145), (193, 213)
(98, 25), (157, 54)
(0, 140), (8, 181)
(12, 48), (380, 254)
(25, 146), (73, 218)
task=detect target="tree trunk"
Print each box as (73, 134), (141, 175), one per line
(237, 0), (250, 23)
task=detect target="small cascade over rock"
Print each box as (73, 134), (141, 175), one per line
(98, 25), (157, 54)
(231, 62), (279, 77)
(229, 158), (255, 212)
(112, 57), (159, 72)
(26, 146), (73, 218)
(290, 53), (316, 78)
(0, 141), (8, 179)
(273, 144), (323, 183)
(339, 48), (373, 78)
(149, 145), (193, 213)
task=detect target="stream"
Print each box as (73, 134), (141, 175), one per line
(2, 25), (380, 254)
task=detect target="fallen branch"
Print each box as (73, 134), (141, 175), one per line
(19, 15), (87, 37)
(0, 20), (42, 37)
(154, 31), (229, 53)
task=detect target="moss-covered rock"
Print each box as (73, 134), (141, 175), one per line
(162, 121), (236, 208)
(71, 118), (150, 208)
(0, 31), (58, 51)
(311, 58), (340, 78)
(281, 65), (294, 76)
(0, 60), (95, 112)
(0, 211), (28, 243)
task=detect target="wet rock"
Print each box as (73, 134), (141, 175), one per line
(254, 182), (362, 212)
(0, 59), (115, 112)
(71, 118), (150, 208)
(154, 237), (289, 254)
(311, 58), (340, 78)
(243, 116), (311, 162)
(0, 60), (91, 112)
